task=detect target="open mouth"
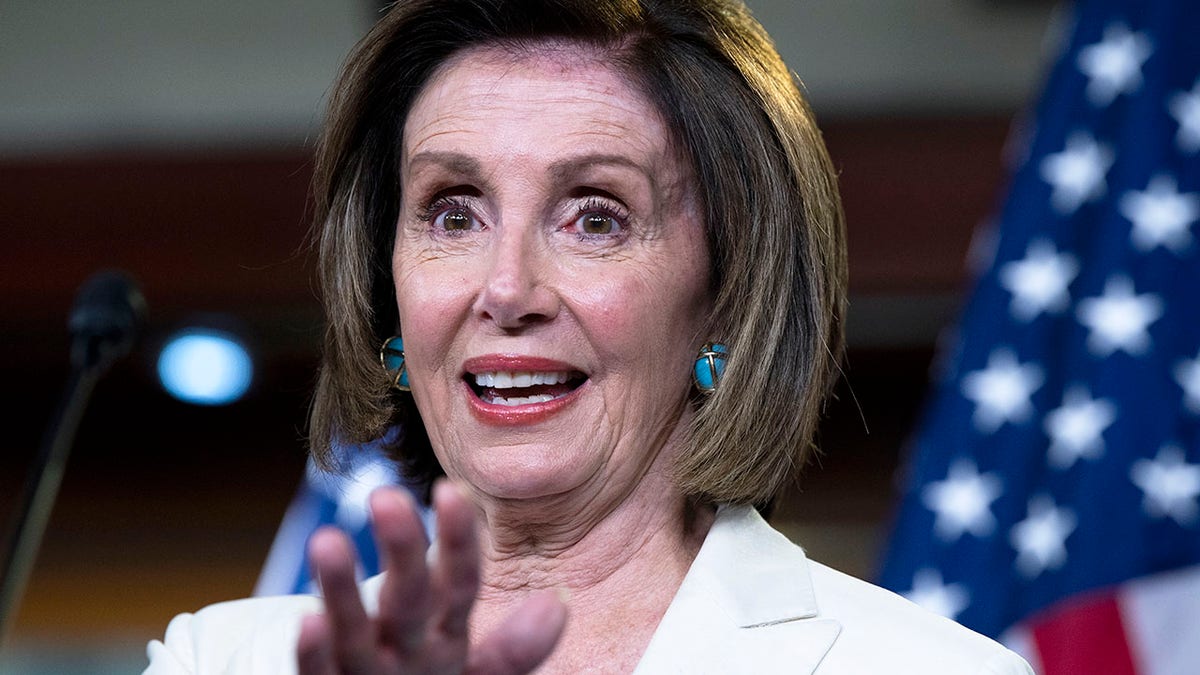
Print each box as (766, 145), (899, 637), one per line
(466, 370), (587, 406)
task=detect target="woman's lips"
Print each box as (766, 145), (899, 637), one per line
(461, 355), (587, 426)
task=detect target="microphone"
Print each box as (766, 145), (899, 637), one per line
(68, 269), (147, 371)
(0, 270), (147, 645)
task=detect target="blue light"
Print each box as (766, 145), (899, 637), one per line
(157, 329), (253, 405)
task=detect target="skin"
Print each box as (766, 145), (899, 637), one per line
(299, 43), (716, 674)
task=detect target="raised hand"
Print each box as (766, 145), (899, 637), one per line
(296, 481), (567, 675)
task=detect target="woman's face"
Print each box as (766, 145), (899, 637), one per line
(393, 45), (711, 502)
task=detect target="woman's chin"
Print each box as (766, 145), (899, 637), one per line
(455, 447), (597, 502)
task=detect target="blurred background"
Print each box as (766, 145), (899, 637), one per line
(2, 0), (1059, 672)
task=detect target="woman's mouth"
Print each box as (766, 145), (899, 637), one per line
(466, 370), (587, 406)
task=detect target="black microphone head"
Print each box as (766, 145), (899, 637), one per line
(68, 270), (148, 370)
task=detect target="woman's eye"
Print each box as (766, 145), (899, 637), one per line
(568, 196), (629, 237)
(425, 201), (482, 233)
(579, 213), (620, 235)
(439, 208), (475, 231)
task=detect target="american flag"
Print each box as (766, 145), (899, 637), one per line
(254, 429), (432, 596)
(878, 0), (1200, 673)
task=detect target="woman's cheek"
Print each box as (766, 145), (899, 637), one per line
(397, 254), (475, 312)
(567, 275), (652, 352)
(394, 263), (474, 380)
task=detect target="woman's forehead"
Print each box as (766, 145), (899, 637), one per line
(401, 44), (673, 164)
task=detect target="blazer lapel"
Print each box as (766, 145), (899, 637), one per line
(632, 505), (842, 674)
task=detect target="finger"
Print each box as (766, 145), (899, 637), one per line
(429, 480), (482, 640)
(371, 487), (433, 654)
(296, 613), (336, 675)
(309, 527), (376, 674)
(466, 589), (568, 675)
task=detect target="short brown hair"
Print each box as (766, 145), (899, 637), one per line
(309, 0), (847, 507)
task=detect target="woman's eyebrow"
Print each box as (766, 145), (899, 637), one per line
(548, 154), (666, 202)
(405, 151), (484, 180)
(403, 150), (662, 197)
(547, 153), (652, 182)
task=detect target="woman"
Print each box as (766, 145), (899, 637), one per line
(147, 1), (1032, 673)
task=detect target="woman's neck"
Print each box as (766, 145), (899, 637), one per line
(479, 483), (712, 592)
(467, 474), (715, 674)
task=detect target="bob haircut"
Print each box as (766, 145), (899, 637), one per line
(309, 0), (847, 508)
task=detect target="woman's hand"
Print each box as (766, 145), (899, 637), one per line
(296, 481), (567, 675)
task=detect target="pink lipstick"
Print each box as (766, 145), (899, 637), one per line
(462, 355), (587, 426)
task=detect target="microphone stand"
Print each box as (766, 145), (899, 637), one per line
(0, 271), (145, 645)
(0, 365), (101, 641)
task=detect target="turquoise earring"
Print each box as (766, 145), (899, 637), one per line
(693, 342), (728, 394)
(380, 336), (410, 392)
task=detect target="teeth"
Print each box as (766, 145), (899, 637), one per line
(490, 394), (557, 406)
(532, 372), (570, 385)
(473, 370), (573, 389)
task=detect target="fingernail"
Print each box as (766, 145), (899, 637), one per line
(554, 587), (572, 604)
(369, 485), (411, 513)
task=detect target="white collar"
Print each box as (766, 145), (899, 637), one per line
(632, 504), (842, 673)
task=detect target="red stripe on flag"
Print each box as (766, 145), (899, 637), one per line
(1028, 590), (1138, 675)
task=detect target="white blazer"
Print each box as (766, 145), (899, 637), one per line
(145, 505), (1031, 674)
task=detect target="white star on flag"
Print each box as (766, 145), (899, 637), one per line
(1119, 174), (1200, 253)
(1130, 445), (1200, 527)
(1010, 495), (1077, 578)
(1040, 132), (1115, 214)
(1176, 352), (1200, 414)
(998, 239), (1079, 321)
(903, 569), (971, 621)
(1169, 80), (1200, 153)
(1044, 386), (1117, 469)
(961, 349), (1045, 433)
(921, 459), (1003, 541)
(1075, 276), (1164, 357)
(1077, 23), (1153, 107)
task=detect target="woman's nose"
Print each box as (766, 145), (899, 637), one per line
(474, 228), (559, 330)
